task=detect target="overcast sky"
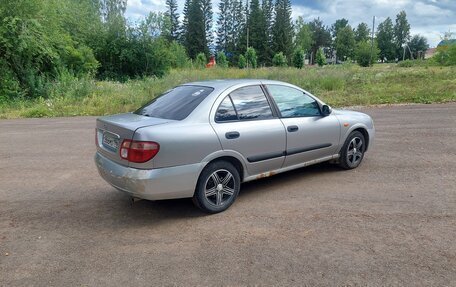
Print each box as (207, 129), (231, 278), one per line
(126, 0), (456, 47)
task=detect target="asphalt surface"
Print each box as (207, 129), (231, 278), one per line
(1, 103), (455, 286)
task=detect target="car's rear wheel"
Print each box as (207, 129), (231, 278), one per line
(339, 131), (366, 170)
(193, 161), (241, 213)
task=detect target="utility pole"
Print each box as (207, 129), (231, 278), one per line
(370, 16), (375, 66)
(246, 27), (249, 68)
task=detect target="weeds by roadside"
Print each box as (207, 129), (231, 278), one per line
(1, 64), (455, 119)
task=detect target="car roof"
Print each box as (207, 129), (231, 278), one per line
(181, 79), (290, 89)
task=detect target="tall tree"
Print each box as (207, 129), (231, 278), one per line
(355, 22), (370, 43)
(335, 25), (355, 60)
(377, 17), (395, 62)
(394, 10), (411, 60)
(185, 0), (208, 58)
(262, 0), (274, 62)
(308, 18), (331, 64)
(246, 0), (269, 65)
(294, 16), (313, 53)
(98, 0), (127, 23)
(272, 0), (294, 62)
(216, 0), (231, 52)
(180, 0), (190, 43)
(231, 0), (246, 58)
(201, 0), (214, 51)
(331, 18), (349, 38)
(165, 0), (179, 41)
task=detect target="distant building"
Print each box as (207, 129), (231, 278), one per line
(425, 39), (455, 59)
(437, 39), (456, 47)
(425, 48), (437, 59)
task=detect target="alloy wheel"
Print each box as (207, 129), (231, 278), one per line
(204, 169), (235, 206)
(347, 136), (363, 167)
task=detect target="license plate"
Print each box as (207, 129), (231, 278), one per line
(102, 133), (119, 151)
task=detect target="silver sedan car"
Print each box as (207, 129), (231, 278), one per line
(95, 79), (374, 213)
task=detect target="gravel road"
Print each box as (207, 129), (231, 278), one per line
(1, 103), (455, 286)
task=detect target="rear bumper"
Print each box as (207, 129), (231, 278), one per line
(95, 152), (201, 200)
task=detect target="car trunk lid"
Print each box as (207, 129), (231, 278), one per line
(96, 113), (173, 166)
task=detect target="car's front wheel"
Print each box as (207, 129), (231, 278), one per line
(339, 131), (366, 170)
(193, 161), (241, 213)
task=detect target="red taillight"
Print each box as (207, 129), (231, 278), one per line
(119, 140), (160, 163)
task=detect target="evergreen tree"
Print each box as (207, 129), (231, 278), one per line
(216, 51), (229, 67)
(355, 22), (370, 43)
(165, 0), (179, 41)
(246, 0), (269, 65)
(180, 0), (190, 43)
(309, 18), (331, 64)
(293, 49), (304, 68)
(331, 18), (348, 39)
(331, 18), (349, 60)
(185, 0), (208, 59)
(202, 0), (214, 51)
(272, 0), (294, 62)
(262, 0), (274, 64)
(216, 0), (230, 52)
(335, 25), (355, 60)
(245, 47), (258, 68)
(231, 0), (246, 60)
(394, 10), (411, 60)
(316, 47), (326, 66)
(272, 52), (287, 67)
(377, 17), (395, 62)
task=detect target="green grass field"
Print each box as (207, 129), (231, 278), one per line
(1, 63), (455, 119)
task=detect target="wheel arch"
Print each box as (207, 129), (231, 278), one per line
(199, 150), (248, 182)
(352, 127), (370, 152)
(341, 124), (370, 152)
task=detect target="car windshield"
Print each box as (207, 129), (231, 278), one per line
(134, 85), (214, 120)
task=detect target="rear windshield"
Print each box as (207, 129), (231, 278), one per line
(134, 85), (214, 120)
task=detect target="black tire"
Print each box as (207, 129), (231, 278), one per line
(193, 161), (241, 214)
(339, 131), (366, 170)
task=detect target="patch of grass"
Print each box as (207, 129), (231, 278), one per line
(1, 64), (455, 119)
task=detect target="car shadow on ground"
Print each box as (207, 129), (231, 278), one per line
(118, 162), (343, 220)
(7, 163), (346, 232)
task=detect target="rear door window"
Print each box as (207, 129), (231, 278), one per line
(229, 86), (274, 121)
(135, 85), (214, 120)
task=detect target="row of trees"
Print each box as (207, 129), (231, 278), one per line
(0, 0), (433, 99)
(168, 0), (428, 66)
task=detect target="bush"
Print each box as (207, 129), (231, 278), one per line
(434, 45), (456, 66)
(0, 58), (21, 99)
(355, 41), (379, 67)
(245, 47), (257, 68)
(63, 45), (99, 76)
(195, 53), (207, 69)
(293, 49), (305, 69)
(316, 48), (326, 66)
(217, 52), (228, 68)
(238, 54), (246, 69)
(272, 52), (288, 67)
(169, 41), (190, 68)
(397, 59), (413, 67)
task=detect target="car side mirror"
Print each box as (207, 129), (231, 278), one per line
(321, 105), (331, 116)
